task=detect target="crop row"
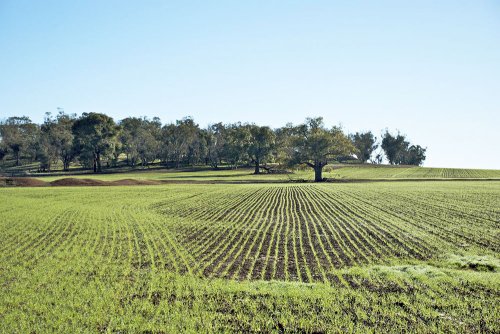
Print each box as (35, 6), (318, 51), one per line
(1, 182), (498, 287)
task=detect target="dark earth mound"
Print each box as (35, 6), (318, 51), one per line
(49, 178), (108, 186)
(0, 177), (48, 187)
(110, 179), (161, 186)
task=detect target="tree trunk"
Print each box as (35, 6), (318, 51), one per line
(63, 156), (70, 171)
(314, 165), (323, 182)
(254, 158), (260, 174)
(15, 151), (20, 166)
(96, 152), (101, 172)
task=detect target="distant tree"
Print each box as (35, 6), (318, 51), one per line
(138, 117), (162, 166)
(162, 117), (199, 168)
(381, 131), (426, 166)
(223, 123), (250, 169)
(247, 124), (276, 174)
(0, 139), (6, 161)
(24, 125), (41, 164)
(198, 129), (209, 165)
(288, 117), (356, 182)
(39, 120), (57, 171)
(120, 117), (142, 166)
(401, 145), (426, 166)
(204, 123), (226, 169)
(0, 111), (430, 173)
(187, 128), (207, 166)
(40, 111), (76, 171)
(274, 123), (296, 166)
(381, 131), (407, 165)
(0, 132), (7, 161)
(0, 116), (39, 166)
(72, 113), (120, 173)
(349, 131), (378, 163)
(120, 117), (161, 167)
(371, 150), (384, 164)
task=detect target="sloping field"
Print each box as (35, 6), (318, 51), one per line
(0, 182), (499, 332)
(332, 166), (500, 179)
(21, 165), (500, 183)
(158, 183), (499, 282)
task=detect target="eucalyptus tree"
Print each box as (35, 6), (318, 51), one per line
(162, 117), (199, 167)
(401, 145), (426, 166)
(288, 117), (355, 182)
(72, 113), (120, 173)
(381, 131), (426, 166)
(222, 123), (250, 169)
(247, 124), (276, 174)
(0, 116), (39, 166)
(120, 117), (161, 166)
(40, 111), (76, 171)
(381, 131), (407, 165)
(349, 131), (378, 163)
(204, 123), (226, 168)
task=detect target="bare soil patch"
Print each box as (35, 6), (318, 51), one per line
(111, 179), (161, 186)
(50, 178), (108, 186)
(0, 177), (47, 187)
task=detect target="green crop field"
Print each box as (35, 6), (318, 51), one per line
(18, 165), (500, 183)
(330, 166), (500, 179)
(0, 180), (499, 332)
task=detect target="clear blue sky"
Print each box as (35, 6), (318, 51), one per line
(1, 1), (499, 168)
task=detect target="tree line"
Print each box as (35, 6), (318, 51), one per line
(0, 111), (426, 181)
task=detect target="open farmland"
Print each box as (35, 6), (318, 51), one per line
(330, 166), (500, 179)
(0, 181), (499, 332)
(3, 165), (497, 183)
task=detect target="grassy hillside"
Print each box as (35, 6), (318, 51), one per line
(10, 164), (499, 183)
(0, 182), (498, 332)
(331, 165), (500, 179)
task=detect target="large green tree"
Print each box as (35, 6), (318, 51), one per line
(288, 117), (355, 182)
(246, 124), (276, 174)
(204, 123), (226, 169)
(222, 123), (250, 169)
(72, 113), (120, 173)
(0, 116), (39, 166)
(120, 117), (161, 167)
(381, 131), (426, 166)
(349, 131), (378, 163)
(381, 131), (407, 165)
(162, 117), (200, 168)
(40, 111), (76, 171)
(401, 145), (426, 166)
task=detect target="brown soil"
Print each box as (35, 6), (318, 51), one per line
(0, 177), (47, 187)
(0, 177), (162, 187)
(50, 178), (108, 186)
(110, 179), (161, 186)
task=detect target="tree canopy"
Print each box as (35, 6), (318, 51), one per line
(381, 131), (426, 166)
(72, 113), (120, 173)
(247, 124), (276, 174)
(0, 112), (427, 179)
(349, 131), (378, 163)
(287, 117), (356, 181)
